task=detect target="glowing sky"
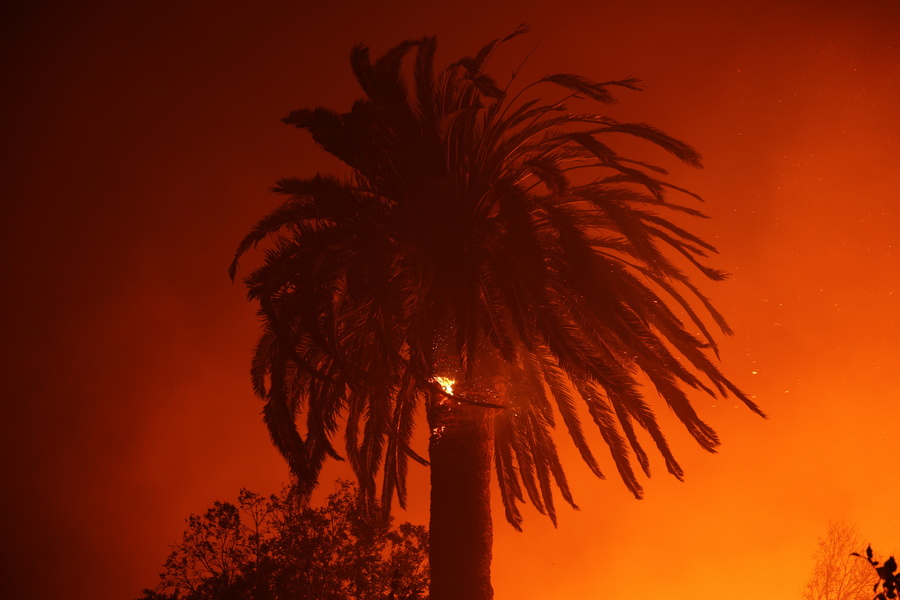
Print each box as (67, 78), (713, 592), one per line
(2, 1), (899, 598)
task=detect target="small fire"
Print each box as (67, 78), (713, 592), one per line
(433, 376), (455, 395)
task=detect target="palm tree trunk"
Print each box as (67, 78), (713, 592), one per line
(428, 399), (494, 600)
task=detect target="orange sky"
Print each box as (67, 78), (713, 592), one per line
(2, 1), (899, 599)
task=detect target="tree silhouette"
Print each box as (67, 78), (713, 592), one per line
(805, 522), (879, 600)
(230, 26), (762, 600)
(139, 480), (428, 600)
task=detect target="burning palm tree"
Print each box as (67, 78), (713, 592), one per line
(230, 26), (763, 600)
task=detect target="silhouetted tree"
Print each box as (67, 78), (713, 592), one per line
(230, 26), (762, 600)
(805, 522), (879, 600)
(138, 480), (428, 600)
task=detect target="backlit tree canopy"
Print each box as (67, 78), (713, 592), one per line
(230, 26), (763, 530)
(139, 481), (428, 600)
(804, 522), (880, 600)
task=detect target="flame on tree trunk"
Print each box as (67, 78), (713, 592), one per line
(428, 395), (494, 600)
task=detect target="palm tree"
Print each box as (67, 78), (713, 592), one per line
(230, 26), (763, 600)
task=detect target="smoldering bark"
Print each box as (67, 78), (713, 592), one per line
(427, 399), (494, 600)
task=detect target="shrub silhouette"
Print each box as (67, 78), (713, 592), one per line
(852, 546), (899, 600)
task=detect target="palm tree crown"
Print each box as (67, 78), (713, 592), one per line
(230, 26), (763, 530)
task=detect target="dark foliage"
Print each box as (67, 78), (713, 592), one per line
(138, 480), (428, 600)
(853, 546), (899, 600)
(230, 26), (762, 530)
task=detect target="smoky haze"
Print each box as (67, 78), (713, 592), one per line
(2, 1), (898, 599)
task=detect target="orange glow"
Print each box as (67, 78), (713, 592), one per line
(4, 2), (900, 600)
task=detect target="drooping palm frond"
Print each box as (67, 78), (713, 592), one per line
(232, 29), (762, 521)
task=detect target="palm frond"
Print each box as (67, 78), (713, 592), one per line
(598, 121), (703, 167)
(538, 74), (642, 103)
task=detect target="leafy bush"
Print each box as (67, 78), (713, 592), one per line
(138, 480), (428, 600)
